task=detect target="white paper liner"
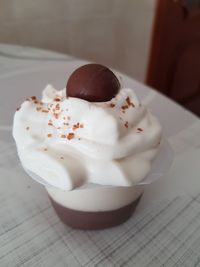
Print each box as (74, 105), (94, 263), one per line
(24, 138), (173, 190)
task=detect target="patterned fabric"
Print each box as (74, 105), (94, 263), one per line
(1, 153), (200, 267)
(1, 45), (200, 266)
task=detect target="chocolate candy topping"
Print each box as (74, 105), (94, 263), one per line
(66, 63), (120, 102)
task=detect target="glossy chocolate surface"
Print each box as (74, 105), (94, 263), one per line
(66, 64), (120, 102)
(49, 195), (141, 230)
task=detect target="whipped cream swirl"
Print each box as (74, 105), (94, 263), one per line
(13, 85), (162, 190)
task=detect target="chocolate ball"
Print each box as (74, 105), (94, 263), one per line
(66, 64), (120, 102)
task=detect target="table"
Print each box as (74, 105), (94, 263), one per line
(0, 44), (200, 267)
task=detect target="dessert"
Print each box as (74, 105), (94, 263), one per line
(13, 63), (163, 230)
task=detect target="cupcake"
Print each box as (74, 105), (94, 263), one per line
(13, 64), (164, 230)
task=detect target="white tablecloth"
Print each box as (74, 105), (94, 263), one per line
(0, 44), (200, 267)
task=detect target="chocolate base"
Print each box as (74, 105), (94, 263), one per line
(49, 195), (142, 230)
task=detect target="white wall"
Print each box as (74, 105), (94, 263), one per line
(0, 0), (157, 81)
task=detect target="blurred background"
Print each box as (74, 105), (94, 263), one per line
(0, 0), (200, 116)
